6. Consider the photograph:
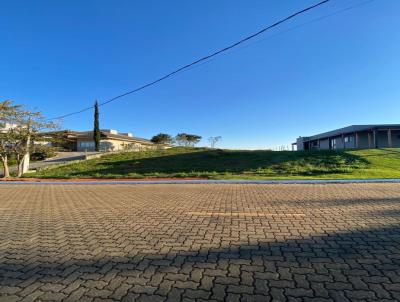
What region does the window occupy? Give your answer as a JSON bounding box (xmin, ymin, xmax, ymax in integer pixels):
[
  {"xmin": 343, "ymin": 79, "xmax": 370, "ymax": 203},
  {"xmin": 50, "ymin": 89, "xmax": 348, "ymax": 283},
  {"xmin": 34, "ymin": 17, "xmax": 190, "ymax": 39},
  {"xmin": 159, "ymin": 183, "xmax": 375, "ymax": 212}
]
[
  {"xmin": 331, "ymin": 138, "xmax": 337, "ymax": 149},
  {"xmin": 344, "ymin": 136, "xmax": 353, "ymax": 143},
  {"xmin": 79, "ymin": 141, "xmax": 95, "ymax": 148}
]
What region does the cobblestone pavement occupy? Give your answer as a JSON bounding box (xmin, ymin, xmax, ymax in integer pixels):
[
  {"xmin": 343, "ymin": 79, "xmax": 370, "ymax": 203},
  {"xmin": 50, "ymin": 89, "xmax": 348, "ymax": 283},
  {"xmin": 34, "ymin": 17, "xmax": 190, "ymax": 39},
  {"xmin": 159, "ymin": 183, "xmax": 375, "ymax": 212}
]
[{"xmin": 1, "ymin": 183, "xmax": 400, "ymax": 302}]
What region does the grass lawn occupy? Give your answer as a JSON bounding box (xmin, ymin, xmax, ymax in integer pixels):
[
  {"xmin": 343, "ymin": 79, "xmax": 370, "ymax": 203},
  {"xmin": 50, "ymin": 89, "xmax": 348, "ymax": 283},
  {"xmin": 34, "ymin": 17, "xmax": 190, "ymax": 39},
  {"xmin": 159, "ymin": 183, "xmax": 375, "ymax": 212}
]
[{"xmin": 28, "ymin": 147, "xmax": 400, "ymax": 180}]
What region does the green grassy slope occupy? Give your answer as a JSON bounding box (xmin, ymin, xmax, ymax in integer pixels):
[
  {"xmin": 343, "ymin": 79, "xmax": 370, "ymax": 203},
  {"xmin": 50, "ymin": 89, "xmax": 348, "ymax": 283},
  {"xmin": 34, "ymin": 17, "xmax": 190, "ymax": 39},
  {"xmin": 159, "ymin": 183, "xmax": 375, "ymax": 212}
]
[{"xmin": 29, "ymin": 147, "xmax": 400, "ymax": 179}]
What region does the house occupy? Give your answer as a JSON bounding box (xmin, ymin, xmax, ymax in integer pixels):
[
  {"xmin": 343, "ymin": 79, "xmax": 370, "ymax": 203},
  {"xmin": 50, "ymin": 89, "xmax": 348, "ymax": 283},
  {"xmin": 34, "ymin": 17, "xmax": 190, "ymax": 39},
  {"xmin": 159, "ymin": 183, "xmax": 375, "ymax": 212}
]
[
  {"xmin": 49, "ymin": 129, "xmax": 167, "ymax": 152},
  {"xmin": 294, "ymin": 124, "xmax": 400, "ymax": 151},
  {"xmin": 0, "ymin": 122, "xmax": 17, "ymax": 132}
]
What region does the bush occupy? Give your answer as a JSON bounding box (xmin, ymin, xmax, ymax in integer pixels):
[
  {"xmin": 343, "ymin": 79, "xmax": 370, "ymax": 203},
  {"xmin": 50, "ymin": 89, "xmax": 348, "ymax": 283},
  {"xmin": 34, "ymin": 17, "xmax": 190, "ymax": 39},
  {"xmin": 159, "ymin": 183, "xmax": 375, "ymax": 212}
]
[{"xmin": 31, "ymin": 146, "xmax": 57, "ymax": 161}]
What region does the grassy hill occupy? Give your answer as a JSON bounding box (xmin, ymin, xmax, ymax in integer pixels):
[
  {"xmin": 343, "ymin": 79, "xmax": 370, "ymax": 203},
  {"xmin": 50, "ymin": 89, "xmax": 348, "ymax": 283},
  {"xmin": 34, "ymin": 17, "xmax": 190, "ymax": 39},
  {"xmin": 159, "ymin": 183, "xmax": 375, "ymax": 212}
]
[{"xmin": 29, "ymin": 147, "xmax": 400, "ymax": 179}]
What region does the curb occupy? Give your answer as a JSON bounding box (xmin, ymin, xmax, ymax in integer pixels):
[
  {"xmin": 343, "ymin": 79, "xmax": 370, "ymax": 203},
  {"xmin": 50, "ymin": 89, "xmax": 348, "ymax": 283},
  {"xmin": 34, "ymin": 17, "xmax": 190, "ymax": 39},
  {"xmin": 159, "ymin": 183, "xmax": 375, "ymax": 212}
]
[{"xmin": 1, "ymin": 179, "xmax": 400, "ymax": 185}]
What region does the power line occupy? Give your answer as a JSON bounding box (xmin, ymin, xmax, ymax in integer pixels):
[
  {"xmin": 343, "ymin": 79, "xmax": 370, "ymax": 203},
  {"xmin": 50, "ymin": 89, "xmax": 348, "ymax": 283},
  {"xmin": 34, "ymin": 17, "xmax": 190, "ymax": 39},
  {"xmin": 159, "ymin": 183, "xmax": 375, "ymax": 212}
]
[
  {"xmin": 168, "ymin": 0, "xmax": 375, "ymax": 81},
  {"xmin": 214, "ymin": 0, "xmax": 376, "ymax": 58},
  {"xmin": 50, "ymin": 0, "xmax": 331, "ymax": 120}
]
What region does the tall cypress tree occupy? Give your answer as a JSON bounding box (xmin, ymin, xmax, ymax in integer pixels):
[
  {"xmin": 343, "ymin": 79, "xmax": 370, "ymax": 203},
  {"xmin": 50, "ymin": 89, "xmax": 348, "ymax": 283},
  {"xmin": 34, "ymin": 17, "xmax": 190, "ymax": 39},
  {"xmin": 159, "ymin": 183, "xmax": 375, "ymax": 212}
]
[{"xmin": 93, "ymin": 100, "xmax": 100, "ymax": 151}]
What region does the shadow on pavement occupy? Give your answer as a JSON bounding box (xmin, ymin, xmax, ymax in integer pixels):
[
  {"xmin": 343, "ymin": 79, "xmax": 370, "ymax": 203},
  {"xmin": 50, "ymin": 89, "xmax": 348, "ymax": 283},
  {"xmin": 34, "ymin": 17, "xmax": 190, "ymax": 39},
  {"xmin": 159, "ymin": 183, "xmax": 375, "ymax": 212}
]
[{"xmin": 1, "ymin": 222, "xmax": 399, "ymax": 301}]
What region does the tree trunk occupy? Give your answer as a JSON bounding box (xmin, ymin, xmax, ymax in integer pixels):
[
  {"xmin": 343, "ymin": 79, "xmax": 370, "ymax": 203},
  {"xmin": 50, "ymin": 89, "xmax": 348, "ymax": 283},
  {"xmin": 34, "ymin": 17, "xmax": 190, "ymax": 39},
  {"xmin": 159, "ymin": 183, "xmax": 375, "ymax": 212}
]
[
  {"xmin": 17, "ymin": 158, "xmax": 24, "ymax": 178},
  {"xmin": 1, "ymin": 156, "xmax": 10, "ymax": 179},
  {"xmin": 16, "ymin": 133, "xmax": 31, "ymax": 178},
  {"xmin": 22, "ymin": 133, "xmax": 31, "ymax": 175},
  {"xmin": 21, "ymin": 152, "xmax": 30, "ymax": 175}
]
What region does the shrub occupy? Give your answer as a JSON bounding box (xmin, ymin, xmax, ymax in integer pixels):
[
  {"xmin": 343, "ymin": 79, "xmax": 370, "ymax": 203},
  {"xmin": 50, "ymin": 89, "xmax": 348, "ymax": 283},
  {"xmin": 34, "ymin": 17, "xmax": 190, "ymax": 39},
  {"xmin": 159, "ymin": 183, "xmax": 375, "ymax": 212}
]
[{"xmin": 31, "ymin": 146, "xmax": 57, "ymax": 161}]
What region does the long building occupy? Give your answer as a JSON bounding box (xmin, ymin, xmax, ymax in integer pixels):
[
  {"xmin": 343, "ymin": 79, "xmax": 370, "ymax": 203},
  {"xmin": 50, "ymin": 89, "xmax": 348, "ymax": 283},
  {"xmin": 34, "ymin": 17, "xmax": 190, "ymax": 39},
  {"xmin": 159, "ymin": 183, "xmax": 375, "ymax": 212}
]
[
  {"xmin": 294, "ymin": 124, "xmax": 400, "ymax": 151},
  {"xmin": 47, "ymin": 129, "xmax": 168, "ymax": 151}
]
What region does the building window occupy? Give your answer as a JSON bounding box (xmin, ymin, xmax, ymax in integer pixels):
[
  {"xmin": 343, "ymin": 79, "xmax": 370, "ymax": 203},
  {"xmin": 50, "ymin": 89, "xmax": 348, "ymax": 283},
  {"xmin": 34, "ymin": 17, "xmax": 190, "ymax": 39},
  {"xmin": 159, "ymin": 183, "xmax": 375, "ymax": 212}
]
[
  {"xmin": 79, "ymin": 141, "xmax": 95, "ymax": 148},
  {"xmin": 331, "ymin": 138, "xmax": 337, "ymax": 149},
  {"xmin": 344, "ymin": 136, "xmax": 353, "ymax": 143}
]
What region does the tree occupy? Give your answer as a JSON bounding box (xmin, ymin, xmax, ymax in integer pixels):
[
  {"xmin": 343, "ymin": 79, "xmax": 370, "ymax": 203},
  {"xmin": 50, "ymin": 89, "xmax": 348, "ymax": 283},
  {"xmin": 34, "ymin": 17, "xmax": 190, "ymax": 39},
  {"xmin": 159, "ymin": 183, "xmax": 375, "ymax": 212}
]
[
  {"xmin": 186, "ymin": 134, "xmax": 202, "ymax": 147},
  {"xmin": 175, "ymin": 133, "xmax": 188, "ymax": 146},
  {"xmin": 93, "ymin": 100, "xmax": 100, "ymax": 151},
  {"xmin": 0, "ymin": 100, "xmax": 21, "ymax": 178},
  {"xmin": 0, "ymin": 100, "xmax": 20, "ymax": 120},
  {"xmin": 175, "ymin": 133, "xmax": 202, "ymax": 147},
  {"xmin": 151, "ymin": 133, "xmax": 173, "ymax": 145},
  {"xmin": 0, "ymin": 100, "xmax": 57, "ymax": 178},
  {"xmin": 14, "ymin": 111, "xmax": 57, "ymax": 177},
  {"xmin": 208, "ymin": 136, "xmax": 222, "ymax": 148},
  {"xmin": 0, "ymin": 129, "xmax": 16, "ymax": 178}
]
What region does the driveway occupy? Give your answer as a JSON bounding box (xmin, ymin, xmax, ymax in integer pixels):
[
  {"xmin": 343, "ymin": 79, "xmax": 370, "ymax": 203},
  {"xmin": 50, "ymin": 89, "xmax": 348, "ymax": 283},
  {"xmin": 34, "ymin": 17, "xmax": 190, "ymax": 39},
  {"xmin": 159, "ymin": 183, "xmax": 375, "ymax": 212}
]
[
  {"xmin": 0, "ymin": 183, "xmax": 399, "ymax": 301},
  {"xmin": 0, "ymin": 152, "xmax": 101, "ymax": 177},
  {"xmin": 29, "ymin": 152, "xmax": 101, "ymax": 170}
]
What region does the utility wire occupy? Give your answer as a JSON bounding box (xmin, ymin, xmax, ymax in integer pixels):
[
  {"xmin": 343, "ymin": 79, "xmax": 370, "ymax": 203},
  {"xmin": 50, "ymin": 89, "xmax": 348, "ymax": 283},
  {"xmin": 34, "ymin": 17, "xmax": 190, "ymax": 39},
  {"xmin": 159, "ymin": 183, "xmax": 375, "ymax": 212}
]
[
  {"xmin": 215, "ymin": 0, "xmax": 376, "ymax": 58},
  {"xmin": 168, "ymin": 0, "xmax": 375, "ymax": 82},
  {"xmin": 50, "ymin": 0, "xmax": 331, "ymax": 120}
]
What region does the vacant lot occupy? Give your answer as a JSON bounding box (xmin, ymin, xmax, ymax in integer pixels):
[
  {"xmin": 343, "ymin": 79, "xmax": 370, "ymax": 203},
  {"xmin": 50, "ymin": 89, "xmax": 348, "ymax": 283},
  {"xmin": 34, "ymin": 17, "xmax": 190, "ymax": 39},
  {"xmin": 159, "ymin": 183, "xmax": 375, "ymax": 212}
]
[
  {"xmin": 1, "ymin": 183, "xmax": 400, "ymax": 301},
  {"xmin": 31, "ymin": 147, "xmax": 400, "ymax": 179}
]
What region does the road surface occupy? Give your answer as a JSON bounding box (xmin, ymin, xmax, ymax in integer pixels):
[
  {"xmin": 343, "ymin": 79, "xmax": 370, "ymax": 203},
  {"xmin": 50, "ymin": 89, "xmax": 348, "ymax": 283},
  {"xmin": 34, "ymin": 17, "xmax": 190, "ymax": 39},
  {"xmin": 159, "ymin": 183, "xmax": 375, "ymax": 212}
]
[{"xmin": 0, "ymin": 183, "xmax": 399, "ymax": 301}]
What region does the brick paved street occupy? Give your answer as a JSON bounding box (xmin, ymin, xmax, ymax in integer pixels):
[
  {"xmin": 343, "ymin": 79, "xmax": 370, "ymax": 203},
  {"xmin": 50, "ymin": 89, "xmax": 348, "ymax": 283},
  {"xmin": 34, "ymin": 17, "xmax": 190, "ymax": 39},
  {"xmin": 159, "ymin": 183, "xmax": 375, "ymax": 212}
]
[{"xmin": 1, "ymin": 183, "xmax": 400, "ymax": 301}]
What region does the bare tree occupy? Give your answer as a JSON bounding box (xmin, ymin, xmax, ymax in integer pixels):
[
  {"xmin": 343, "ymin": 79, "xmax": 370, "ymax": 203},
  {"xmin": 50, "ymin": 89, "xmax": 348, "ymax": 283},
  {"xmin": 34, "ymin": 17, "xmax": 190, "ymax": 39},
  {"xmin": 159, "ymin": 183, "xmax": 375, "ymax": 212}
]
[{"xmin": 208, "ymin": 136, "xmax": 222, "ymax": 148}]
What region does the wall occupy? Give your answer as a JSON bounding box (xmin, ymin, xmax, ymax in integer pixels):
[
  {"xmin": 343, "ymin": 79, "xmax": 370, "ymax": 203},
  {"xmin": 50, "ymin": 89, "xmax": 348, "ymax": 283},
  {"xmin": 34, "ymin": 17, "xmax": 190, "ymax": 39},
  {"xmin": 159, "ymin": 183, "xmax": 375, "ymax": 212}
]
[
  {"xmin": 352, "ymin": 130, "xmax": 400, "ymax": 149},
  {"xmin": 76, "ymin": 138, "xmax": 156, "ymax": 152},
  {"xmin": 377, "ymin": 131, "xmax": 389, "ymax": 148},
  {"xmin": 319, "ymin": 139, "xmax": 330, "ymax": 150},
  {"xmin": 391, "ymin": 130, "xmax": 400, "ymax": 147},
  {"xmin": 76, "ymin": 139, "xmax": 96, "ymax": 151},
  {"xmin": 343, "ymin": 134, "xmax": 355, "ymax": 149},
  {"xmin": 101, "ymin": 139, "xmax": 155, "ymax": 152},
  {"xmin": 331, "ymin": 136, "xmax": 344, "ymax": 149},
  {"xmin": 376, "ymin": 130, "xmax": 400, "ymax": 148},
  {"xmin": 357, "ymin": 132, "xmax": 370, "ymax": 149},
  {"xmin": 296, "ymin": 137, "xmax": 306, "ymax": 151}
]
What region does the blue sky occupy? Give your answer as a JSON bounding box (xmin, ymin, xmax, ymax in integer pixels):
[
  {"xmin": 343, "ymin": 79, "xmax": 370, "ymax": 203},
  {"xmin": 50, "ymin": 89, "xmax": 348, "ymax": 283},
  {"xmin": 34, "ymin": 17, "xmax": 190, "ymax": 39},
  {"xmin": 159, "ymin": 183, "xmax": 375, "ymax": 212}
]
[{"xmin": 1, "ymin": 0, "xmax": 399, "ymax": 149}]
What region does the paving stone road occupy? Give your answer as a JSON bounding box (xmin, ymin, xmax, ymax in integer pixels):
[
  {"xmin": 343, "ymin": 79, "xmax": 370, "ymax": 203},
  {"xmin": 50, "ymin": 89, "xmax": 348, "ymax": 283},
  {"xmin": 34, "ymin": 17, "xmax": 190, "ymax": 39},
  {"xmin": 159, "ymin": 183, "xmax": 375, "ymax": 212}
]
[{"xmin": 1, "ymin": 183, "xmax": 400, "ymax": 301}]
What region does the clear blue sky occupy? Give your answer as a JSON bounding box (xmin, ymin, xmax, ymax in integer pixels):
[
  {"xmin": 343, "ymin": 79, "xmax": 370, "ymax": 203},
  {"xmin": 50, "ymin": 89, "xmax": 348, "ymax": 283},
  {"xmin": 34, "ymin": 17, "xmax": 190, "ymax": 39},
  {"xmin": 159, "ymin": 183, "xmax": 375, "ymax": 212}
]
[{"xmin": 1, "ymin": 0, "xmax": 399, "ymax": 149}]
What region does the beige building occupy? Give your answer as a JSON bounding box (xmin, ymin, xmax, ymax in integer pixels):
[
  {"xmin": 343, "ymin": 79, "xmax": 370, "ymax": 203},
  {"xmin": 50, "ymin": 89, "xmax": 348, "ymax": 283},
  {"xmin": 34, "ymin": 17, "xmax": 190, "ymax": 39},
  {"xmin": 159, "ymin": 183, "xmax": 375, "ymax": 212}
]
[
  {"xmin": 0, "ymin": 122, "xmax": 17, "ymax": 132},
  {"xmin": 50, "ymin": 129, "xmax": 167, "ymax": 152}
]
